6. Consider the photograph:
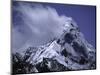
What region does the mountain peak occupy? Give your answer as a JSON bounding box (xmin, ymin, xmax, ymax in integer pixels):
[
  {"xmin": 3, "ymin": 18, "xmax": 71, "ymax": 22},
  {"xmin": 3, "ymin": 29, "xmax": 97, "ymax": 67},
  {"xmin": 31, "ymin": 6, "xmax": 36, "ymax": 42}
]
[{"xmin": 12, "ymin": 19, "xmax": 96, "ymax": 74}]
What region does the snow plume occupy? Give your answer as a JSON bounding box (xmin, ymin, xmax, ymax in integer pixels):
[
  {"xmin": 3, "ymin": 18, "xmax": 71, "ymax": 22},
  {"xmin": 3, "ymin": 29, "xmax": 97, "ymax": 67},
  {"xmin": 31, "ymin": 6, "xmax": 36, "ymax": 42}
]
[{"xmin": 12, "ymin": 2, "xmax": 72, "ymax": 52}]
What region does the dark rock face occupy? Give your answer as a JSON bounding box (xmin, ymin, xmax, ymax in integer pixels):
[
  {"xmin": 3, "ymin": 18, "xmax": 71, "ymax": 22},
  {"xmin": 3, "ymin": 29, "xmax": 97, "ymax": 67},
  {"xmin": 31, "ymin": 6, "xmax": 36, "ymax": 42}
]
[
  {"xmin": 35, "ymin": 58, "xmax": 70, "ymax": 72},
  {"xmin": 61, "ymin": 48, "xmax": 68, "ymax": 57},
  {"xmin": 12, "ymin": 20, "xmax": 96, "ymax": 74}
]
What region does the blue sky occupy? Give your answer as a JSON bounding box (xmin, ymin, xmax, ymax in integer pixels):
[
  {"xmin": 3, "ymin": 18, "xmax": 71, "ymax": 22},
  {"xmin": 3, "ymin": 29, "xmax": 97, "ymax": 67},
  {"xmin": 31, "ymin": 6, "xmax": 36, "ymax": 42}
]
[
  {"xmin": 41, "ymin": 2, "xmax": 96, "ymax": 48},
  {"xmin": 12, "ymin": 1, "xmax": 96, "ymax": 51}
]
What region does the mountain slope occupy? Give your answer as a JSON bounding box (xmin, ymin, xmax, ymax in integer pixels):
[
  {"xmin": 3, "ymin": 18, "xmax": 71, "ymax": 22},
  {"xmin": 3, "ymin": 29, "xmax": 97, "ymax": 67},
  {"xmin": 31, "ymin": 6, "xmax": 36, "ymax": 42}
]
[{"xmin": 12, "ymin": 19, "xmax": 96, "ymax": 74}]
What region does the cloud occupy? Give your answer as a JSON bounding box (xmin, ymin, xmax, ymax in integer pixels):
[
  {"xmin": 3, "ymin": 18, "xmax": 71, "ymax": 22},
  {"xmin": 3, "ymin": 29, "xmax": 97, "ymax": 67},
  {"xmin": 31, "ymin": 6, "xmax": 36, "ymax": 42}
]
[{"xmin": 12, "ymin": 2, "xmax": 72, "ymax": 52}]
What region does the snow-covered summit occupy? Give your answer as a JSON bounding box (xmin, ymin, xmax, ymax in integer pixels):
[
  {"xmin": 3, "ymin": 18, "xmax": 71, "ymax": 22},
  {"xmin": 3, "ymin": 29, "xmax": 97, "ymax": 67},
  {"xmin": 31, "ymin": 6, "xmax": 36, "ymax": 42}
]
[{"xmin": 12, "ymin": 19, "xmax": 96, "ymax": 73}]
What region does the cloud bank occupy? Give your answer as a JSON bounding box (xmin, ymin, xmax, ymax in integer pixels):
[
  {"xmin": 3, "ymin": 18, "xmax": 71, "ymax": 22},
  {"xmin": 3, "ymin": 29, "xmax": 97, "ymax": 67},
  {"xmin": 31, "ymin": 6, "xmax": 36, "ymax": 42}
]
[{"xmin": 12, "ymin": 2, "xmax": 72, "ymax": 52}]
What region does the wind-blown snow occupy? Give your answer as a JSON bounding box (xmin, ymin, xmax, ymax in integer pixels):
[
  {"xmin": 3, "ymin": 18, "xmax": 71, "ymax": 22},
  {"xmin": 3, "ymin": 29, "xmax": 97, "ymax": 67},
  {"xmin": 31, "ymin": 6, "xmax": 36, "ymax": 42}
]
[{"xmin": 12, "ymin": 2, "xmax": 72, "ymax": 52}]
